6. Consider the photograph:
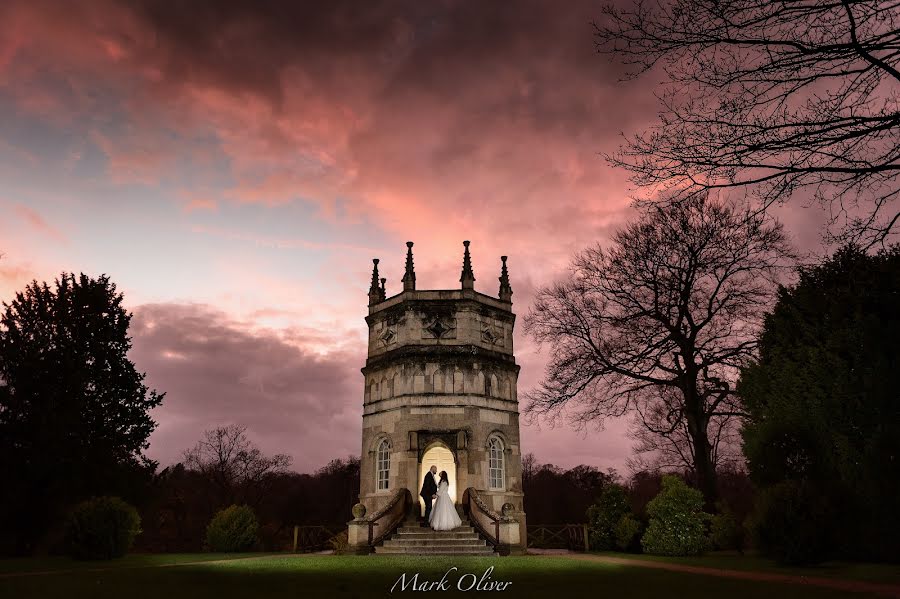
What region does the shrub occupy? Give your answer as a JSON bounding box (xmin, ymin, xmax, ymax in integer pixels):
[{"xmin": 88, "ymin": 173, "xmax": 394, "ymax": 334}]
[
  {"xmin": 328, "ymin": 531, "xmax": 349, "ymax": 555},
  {"xmin": 205, "ymin": 505, "xmax": 259, "ymax": 552},
  {"xmin": 710, "ymin": 504, "xmax": 742, "ymax": 551},
  {"xmin": 641, "ymin": 475, "xmax": 709, "ymax": 556},
  {"xmin": 64, "ymin": 496, "xmax": 141, "ymax": 560},
  {"xmin": 586, "ymin": 484, "xmax": 631, "ymax": 550},
  {"xmin": 614, "ymin": 514, "xmax": 642, "ymax": 552},
  {"xmin": 748, "ymin": 480, "xmax": 834, "ymax": 565}
]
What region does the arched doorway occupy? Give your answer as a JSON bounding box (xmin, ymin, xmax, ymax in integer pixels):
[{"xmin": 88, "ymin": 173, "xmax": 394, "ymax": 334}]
[{"xmin": 419, "ymin": 443, "xmax": 457, "ymax": 516}]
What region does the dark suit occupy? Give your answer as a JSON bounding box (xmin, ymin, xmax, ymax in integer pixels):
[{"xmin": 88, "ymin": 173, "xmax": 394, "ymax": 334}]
[{"xmin": 420, "ymin": 472, "xmax": 438, "ymax": 521}]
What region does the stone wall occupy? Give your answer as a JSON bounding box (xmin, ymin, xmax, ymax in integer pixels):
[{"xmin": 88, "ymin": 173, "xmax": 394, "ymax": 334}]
[{"xmin": 355, "ymin": 287, "xmax": 526, "ymax": 535}]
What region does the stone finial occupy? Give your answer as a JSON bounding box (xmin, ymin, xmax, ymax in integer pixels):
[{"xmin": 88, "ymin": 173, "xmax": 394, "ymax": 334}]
[
  {"xmin": 368, "ymin": 259, "xmax": 383, "ymax": 306},
  {"xmin": 460, "ymin": 240, "xmax": 475, "ymax": 290},
  {"xmin": 401, "ymin": 241, "xmax": 416, "ymax": 291},
  {"xmin": 498, "ymin": 255, "xmax": 513, "ymax": 302},
  {"xmin": 380, "ymin": 277, "xmax": 386, "ymax": 299}
]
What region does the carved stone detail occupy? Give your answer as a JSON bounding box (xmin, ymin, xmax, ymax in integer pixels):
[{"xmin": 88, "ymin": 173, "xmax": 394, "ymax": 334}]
[
  {"xmin": 379, "ymin": 328, "xmax": 396, "ymax": 346},
  {"xmin": 422, "ymin": 317, "xmax": 457, "ymax": 339},
  {"xmin": 481, "ymin": 323, "xmax": 503, "ymax": 346}
]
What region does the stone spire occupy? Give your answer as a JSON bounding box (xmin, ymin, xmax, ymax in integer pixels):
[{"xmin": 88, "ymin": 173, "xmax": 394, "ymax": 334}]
[
  {"xmin": 380, "ymin": 277, "xmax": 386, "ymax": 298},
  {"xmin": 460, "ymin": 240, "xmax": 475, "ymax": 290},
  {"xmin": 498, "ymin": 255, "xmax": 513, "ymax": 302},
  {"xmin": 401, "ymin": 241, "xmax": 416, "ymax": 291},
  {"xmin": 368, "ymin": 259, "xmax": 383, "ymax": 306}
]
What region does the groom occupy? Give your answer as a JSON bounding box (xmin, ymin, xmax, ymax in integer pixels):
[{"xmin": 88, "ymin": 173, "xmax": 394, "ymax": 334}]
[{"xmin": 420, "ymin": 465, "xmax": 438, "ymax": 524}]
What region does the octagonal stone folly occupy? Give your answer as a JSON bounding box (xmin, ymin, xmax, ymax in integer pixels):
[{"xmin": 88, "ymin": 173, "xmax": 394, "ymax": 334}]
[{"xmin": 354, "ymin": 241, "xmax": 526, "ymax": 544}]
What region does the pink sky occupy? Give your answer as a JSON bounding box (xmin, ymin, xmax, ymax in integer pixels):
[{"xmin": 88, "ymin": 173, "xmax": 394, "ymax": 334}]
[{"xmin": 0, "ymin": 0, "xmax": 830, "ymax": 474}]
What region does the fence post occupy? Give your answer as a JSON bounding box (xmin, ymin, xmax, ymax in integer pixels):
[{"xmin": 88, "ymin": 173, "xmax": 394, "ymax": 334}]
[
  {"xmin": 583, "ymin": 524, "xmax": 589, "ymax": 552},
  {"xmin": 293, "ymin": 526, "xmax": 299, "ymax": 553}
]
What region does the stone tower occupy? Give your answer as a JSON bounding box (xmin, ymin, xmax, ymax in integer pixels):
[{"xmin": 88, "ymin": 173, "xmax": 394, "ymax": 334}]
[{"xmin": 354, "ymin": 241, "xmax": 526, "ymax": 549}]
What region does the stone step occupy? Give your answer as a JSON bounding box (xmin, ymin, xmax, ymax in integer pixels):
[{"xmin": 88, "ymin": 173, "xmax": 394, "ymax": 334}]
[
  {"xmin": 375, "ymin": 546, "xmax": 496, "ymax": 555},
  {"xmin": 393, "ymin": 531, "xmax": 479, "ymax": 539},
  {"xmin": 396, "ymin": 526, "xmax": 474, "ymax": 534},
  {"xmin": 383, "ymin": 538, "xmax": 486, "ymax": 548}
]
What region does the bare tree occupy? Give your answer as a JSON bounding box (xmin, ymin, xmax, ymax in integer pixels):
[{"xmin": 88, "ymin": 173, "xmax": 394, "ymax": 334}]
[
  {"xmin": 625, "ymin": 390, "xmax": 745, "ymax": 475},
  {"xmin": 183, "ymin": 424, "xmax": 292, "ymax": 508},
  {"xmin": 595, "ymin": 0, "xmax": 900, "ymax": 248},
  {"xmin": 523, "ymin": 194, "xmax": 792, "ymax": 507}
]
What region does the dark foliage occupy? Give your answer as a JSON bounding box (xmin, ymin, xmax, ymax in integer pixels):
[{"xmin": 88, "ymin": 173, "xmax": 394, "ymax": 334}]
[
  {"xmin": 205, "ymin": 505, "xmax": 259, "ymax": 552},
  {"xmin": 740, "ymin": 245, "xmax": 900, "ymax": 562},
  {"xmin": 136, "ymin": 456, "xmax": 359, "ymax": 552},
  {"xmin": 641, "ymin": 475, "xmax": 710, "ymax": 556},
  {"xmin": 0, "ymin": 273, "xmax": 163, "ymax": 556},
  {"xmin": 64, "ymin": 496, "xmax": 142, "ymax": 560},
  {"xmin": 521, "ymin": 454, "xmax": 616, "ymax": 525},
  {"xmin": 586, "ymin": 484, "xmax": 631, "ymax": 550},
  {"xmin": 748, "ymin": 480, "xmax": 835, "ymax": 566}
]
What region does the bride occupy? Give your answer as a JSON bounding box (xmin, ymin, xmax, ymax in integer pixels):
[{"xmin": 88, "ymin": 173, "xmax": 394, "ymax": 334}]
[{"xmin": 428, "ymin": 471, "xmax": 462, "ymax": 531}]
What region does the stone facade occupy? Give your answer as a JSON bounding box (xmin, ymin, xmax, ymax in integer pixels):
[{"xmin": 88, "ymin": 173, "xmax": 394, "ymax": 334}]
[{"xmin": 356, "ymin": 242, "xmax": 526, "ymax": 540}]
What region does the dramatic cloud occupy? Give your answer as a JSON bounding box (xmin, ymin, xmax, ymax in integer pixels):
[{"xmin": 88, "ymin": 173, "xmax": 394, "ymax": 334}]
[
  {"xmin": 0, "ymin": 0, "xmax": 650, "ymax": 259},
  {"xmin": 0, "ymin": 0, "xmax": 831, "ymax": 475},
  {"xmin": 130, "ymin": 303, "xmax": 364, "ymax": 472}
]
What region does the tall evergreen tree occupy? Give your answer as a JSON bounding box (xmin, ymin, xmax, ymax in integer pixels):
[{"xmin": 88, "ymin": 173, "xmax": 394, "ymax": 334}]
[
  {"xmin": 739, "ymin": 246, "xmax": 900, "ymax": 561},
  {"xmin": 0, "ymin": 273, "xmax": 164, "ymax": 555}
]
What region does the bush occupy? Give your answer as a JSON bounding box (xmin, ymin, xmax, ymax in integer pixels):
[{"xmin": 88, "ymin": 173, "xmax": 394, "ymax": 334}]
[
  {"xmin": 586, "ymin": 484, "xmax": 631, "ymax": 550},
  {"xmin": 710, "ymin": 504, "xmax": 742, "ymax": 551},
  {"xmin": 641, "ymin": 475, "xmax": 709, "ymax": 556},
  {"xmin": 64, "ymin": 496, "xmax": 141, "ymax": 560},
  {"xmin": 328, "ymin": 531, "xmax": 349, "ymax": 555},
  {"xmin": 614, "ymin": 514, "xmax": 642, "ymax": 552},
  {"xmin": 748, "ymin": 480, "xmax": 834, "ymax": 565},
  {"xmin": 205, "ymin": 505, "xmax": 259, "ymax": 552}
]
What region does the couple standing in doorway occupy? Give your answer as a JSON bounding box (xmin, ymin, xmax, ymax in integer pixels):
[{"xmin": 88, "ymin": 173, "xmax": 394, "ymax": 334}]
[{"xmin": 420, "ymin": 464, "xmax": 462, "ymax": 530}]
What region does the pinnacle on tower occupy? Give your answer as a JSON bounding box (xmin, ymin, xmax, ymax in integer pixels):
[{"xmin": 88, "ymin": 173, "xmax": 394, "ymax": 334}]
[
  {"xmin": 401, "ymin": 241, "xmax": 416, "ymax": 291},
  {"xmin": 380, "ymin": 277, "xmax": 386, "ymax": 298},
  {"xmin": 368, "ymin": 258, "xmax": 383, "ymax": 306},
  {"xmin": 460, "ymin": 240, "xmax": 475, "ymax": 290},
  {"xmin": 498, "ymin": 255, "xmax": 513, "ymax": 302}
]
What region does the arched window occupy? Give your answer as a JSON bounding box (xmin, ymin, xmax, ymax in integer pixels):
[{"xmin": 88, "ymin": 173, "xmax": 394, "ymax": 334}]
[
  {"xmin": 376, "ymin": 438, "xmax": 391, "ymax": 491},
  {"xmin": 488, "ymin": 436, "xmax": 505, "ymax": 490}
]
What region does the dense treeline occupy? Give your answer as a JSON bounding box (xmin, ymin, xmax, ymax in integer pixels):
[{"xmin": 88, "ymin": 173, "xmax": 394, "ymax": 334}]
[
  {"xmin": 136, "ymin": 455, "xmax": 359, "ymax": 552},
  {"xmin": 521, "ymin": 454, "xmax": 753, "ymax": 528}
]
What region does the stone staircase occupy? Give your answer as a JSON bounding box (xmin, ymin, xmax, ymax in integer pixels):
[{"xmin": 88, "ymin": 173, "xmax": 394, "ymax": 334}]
[{"xmin": 374, "ymin": 516, "xmax": 497, "ymax": 555}]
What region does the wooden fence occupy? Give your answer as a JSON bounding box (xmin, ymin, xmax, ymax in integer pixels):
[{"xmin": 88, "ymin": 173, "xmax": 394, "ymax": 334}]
[
  {"xmin": 526, "ymin": 524, "xmax": 590, "ymax": 552},
  {"xmin": 291, "ymin": 525, "xmax": 346, "ymax": 552}
]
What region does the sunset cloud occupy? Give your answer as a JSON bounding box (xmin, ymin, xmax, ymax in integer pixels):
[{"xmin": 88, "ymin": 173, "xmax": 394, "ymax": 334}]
[
  {"xmin": 13, "ymin": 204, "xmax": 68, "ymax": 243},
  {"xmin": 0, "ymin": 0, "xmax": 829, "ymax": 475},
  {"xmin": 130, "ymin": 303, "xmax": 364, "ymax": 472}
]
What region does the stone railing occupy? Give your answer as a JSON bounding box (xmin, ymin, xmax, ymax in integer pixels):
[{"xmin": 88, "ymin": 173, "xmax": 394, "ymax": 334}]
[
  {"xmin": 346, "ymin": 488, "xmax": 412, "ymax": 553},
  {"xmin": 462, "ymin": 488, "xmax": 523, "ymax": 556}
]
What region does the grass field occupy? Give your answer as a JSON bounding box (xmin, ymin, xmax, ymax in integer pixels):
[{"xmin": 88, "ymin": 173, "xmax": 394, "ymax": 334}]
[
  {"xmin": 1, "ymin": 552, "xmax": 895, "ymax": 599},
  {"xmin": 593, "ymin": 551, "xmax": 900, "ymax": 585}
]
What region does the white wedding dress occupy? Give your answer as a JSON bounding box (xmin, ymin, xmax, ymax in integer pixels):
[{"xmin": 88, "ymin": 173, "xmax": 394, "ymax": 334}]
[{"xmin": 429, "ymin": 481, "xmax": 462, "ymax": 531}]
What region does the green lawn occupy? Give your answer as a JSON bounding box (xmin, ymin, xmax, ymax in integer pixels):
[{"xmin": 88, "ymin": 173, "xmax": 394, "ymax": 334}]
[
  {"xmin": 1, "ymin": 553, "xmax": 891, "ymax": 599},
  {"xmin": 593, "ymin": 551, "xmax": 900, "ymax": 585}
]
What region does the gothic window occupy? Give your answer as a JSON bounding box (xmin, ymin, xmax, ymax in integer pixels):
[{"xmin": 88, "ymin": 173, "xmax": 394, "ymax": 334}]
[
  {"xmin": 376, "ymin": 438, "xmax": 391, "ymax": 491},
  {"xmin": 488, "ymin": 436, "xmax": 505, "ymax": 490}
]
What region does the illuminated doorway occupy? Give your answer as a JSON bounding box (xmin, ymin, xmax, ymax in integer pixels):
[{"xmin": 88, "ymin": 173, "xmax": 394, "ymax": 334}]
[{"xmin": 419, "ymin": 444, "xmax": 457, "ymax": 516}]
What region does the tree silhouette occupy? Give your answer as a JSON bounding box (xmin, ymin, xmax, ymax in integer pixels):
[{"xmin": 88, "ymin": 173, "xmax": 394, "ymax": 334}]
[
  {"xmin": 0, "ymin": 272, "xmax": 164, "ymax": 555},
  {"xmin": 183, "ymin": 424, "xmax": 292, "ymax": 509},
  {"xmin": 739, "ymin": 244, "xmax": 900, "ymax": 560},
  {"xmin": 595, "ymin": 0, "xmax": 900, "ymax": 247},
  {"xmin": 524, "ymin": 195, "xmax": 792, "ymax": 507}
]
